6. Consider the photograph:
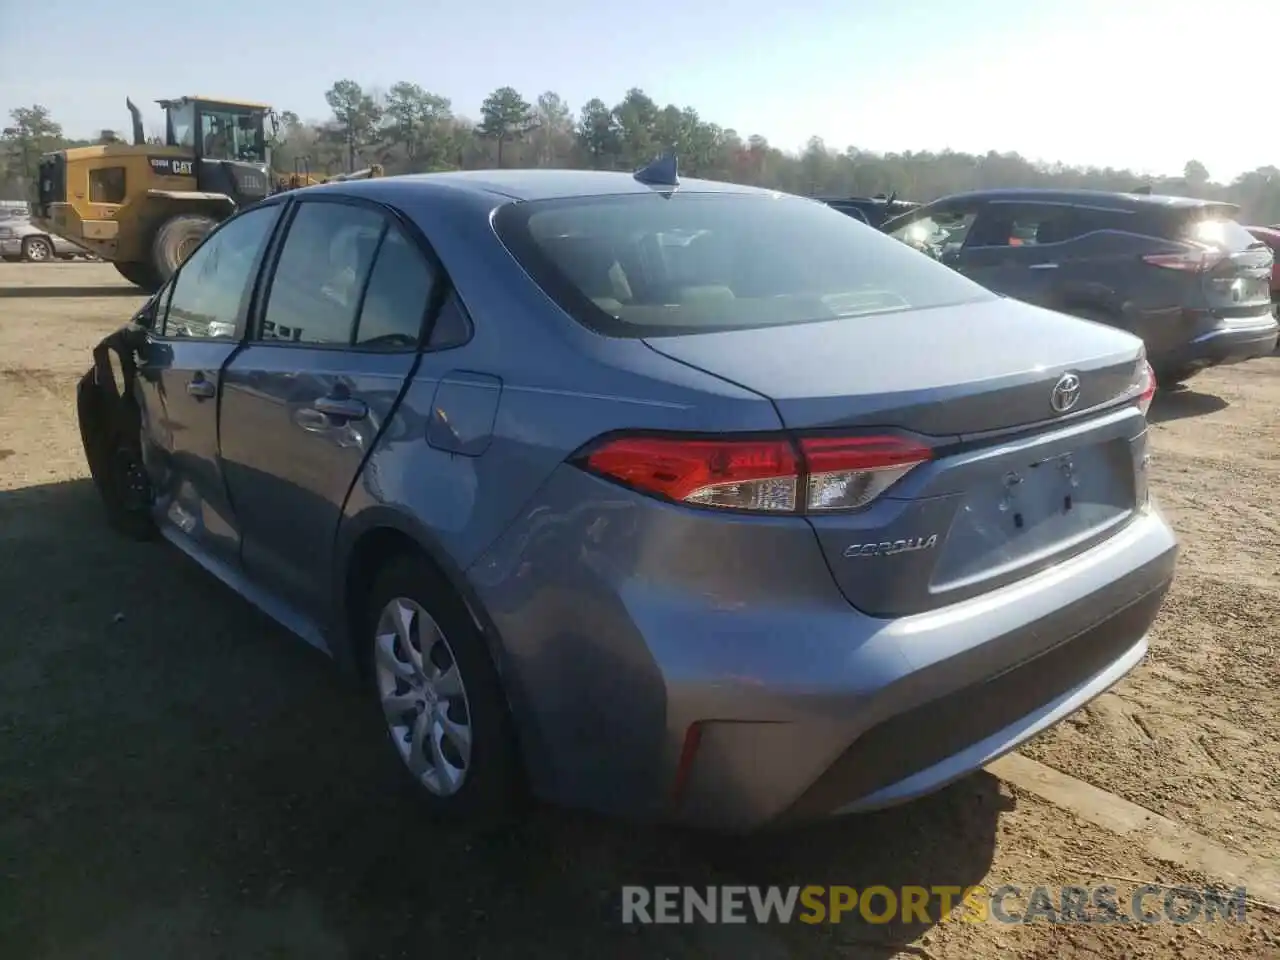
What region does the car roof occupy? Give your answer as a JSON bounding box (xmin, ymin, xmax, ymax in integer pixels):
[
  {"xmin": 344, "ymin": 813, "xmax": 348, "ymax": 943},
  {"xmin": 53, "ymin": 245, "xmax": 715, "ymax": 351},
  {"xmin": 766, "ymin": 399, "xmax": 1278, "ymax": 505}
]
[
  {"xmin": 309, "ymin": 169, "xmax": 781, "ymax": 204},
  {"xmin": 926, "ymin": 187, "xmax": 1237, "ymax": 212}
]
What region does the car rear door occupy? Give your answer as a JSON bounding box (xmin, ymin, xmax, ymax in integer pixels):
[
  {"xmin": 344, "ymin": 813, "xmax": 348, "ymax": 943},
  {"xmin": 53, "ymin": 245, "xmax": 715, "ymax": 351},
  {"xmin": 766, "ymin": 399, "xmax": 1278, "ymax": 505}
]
[
  {"xmin": 134, "ymin": 203, "xmax": 284, "ymax": 568},
  {"xmin": 952, "ymin": 202, "xmax": 1085, "ymax": 308},
  {"xmin": 217, "ymin": 195, "xmax": 437, "ymax": 622}
]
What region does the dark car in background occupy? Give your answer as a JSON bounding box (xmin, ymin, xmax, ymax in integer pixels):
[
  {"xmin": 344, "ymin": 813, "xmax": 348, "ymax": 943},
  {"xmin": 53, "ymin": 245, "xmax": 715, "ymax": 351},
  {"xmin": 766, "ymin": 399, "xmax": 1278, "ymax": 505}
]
[
  {"xmin": 883, "ymin": 189, "xmax": 1278, "ymax": 386},
  {"xmin": 820, "ymin": 194, "xmax": 920, "ymax": 228}
]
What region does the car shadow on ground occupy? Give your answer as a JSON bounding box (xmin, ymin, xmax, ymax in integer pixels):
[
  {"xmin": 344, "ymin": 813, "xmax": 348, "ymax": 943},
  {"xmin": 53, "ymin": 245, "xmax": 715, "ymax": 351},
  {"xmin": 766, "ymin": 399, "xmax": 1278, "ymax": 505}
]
[
  {"xmin": 1148, "ymin": 387, "xmax": 1228, "ymax": 424},
  {"xmin": 0, "ymin": 285, "xmax": 139, "ymax": 298},
  {"xmin": 0, "ymin": 478, "xmax": 1005, "ymax": 960}
]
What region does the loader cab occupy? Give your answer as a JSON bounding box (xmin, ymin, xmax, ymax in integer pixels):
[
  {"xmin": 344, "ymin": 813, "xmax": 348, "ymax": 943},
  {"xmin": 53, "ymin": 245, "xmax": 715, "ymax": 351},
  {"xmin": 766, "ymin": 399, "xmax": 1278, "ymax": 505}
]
[{"xmin": 160, "ymin": 96, "xmax": 274, "ymax": 207}]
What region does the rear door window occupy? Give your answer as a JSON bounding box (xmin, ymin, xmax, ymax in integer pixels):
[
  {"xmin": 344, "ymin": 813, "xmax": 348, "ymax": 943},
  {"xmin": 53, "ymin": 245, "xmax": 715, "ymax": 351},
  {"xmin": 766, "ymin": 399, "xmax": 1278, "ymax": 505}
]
[{"xmin": 494, "ymin": 193, "xmax": 995, "ymax": 338}]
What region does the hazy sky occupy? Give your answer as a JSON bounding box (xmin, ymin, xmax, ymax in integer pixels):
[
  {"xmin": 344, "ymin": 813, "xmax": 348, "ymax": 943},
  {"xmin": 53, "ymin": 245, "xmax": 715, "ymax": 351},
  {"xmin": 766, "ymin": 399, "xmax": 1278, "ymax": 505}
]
[{"xmin": 2, "ymin": 0, "xmax": 1275, "ymax": 180}]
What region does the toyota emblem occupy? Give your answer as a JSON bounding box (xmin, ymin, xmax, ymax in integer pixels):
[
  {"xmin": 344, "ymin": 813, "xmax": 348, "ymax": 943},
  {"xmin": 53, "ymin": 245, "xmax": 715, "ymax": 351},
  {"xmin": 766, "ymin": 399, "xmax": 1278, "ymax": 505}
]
[{"xmin": 1050, "ymin": 372, "xmax": 1082, "ymax": 414}]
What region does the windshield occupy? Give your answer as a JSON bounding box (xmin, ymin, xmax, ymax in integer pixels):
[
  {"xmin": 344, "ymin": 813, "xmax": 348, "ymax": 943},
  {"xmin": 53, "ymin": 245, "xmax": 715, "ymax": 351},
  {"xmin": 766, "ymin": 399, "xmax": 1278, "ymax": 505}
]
[
  {"xmin": 198, "ymin": 107, "xmax": 265, "ymax": 163},
  {"xmin": 168, "ymin": 102, "xmax": 196, "ymax": 150},
  {"xmin": 494, "ymin": 193, "xmax": 994, "ymax": 338}
]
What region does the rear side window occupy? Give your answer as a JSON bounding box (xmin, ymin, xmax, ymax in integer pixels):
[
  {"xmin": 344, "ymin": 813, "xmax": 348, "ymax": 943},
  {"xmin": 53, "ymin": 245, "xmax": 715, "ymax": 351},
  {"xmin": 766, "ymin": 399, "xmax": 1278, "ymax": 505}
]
[
  {"xmin": 495, "ymin": 194, "xmax": 994, "ymax": 338},
  {"xmin": 258, "ymin": 202, "xmax": 385, "ymax": 345},
  {"xmin": 354, "ymin": 226, "xmax": 437, "ymax": 349}
]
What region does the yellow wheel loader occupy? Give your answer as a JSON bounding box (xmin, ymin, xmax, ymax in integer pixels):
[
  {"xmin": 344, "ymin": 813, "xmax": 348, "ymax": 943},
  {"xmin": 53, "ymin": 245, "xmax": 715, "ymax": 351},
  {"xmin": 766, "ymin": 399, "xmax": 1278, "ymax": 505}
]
[{"xmin": 31, "ymin": 96, "xmax": 382, "ymax": 292}]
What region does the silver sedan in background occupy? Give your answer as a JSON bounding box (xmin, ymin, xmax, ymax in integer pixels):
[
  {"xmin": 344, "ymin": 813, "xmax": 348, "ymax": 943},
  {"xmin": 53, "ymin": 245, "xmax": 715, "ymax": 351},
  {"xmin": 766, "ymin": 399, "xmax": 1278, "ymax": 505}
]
[{"xmin": 0, "ymin": 215, "xmax": 96, "ymax": 262}]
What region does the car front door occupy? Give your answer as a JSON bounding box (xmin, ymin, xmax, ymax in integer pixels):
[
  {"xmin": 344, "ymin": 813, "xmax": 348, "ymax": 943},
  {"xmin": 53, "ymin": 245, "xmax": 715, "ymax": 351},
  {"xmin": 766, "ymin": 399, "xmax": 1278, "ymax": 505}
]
[
  {"xmin": 218, "ymin": 196, "xmax": 439, "ymax": 623},
  {"xmin": 887, "ymin": 203, "xmax": 980, "ymax": 270},
  {"xmin": 134, "ymin": 203, "xmax": 284, "ymax": 567}
]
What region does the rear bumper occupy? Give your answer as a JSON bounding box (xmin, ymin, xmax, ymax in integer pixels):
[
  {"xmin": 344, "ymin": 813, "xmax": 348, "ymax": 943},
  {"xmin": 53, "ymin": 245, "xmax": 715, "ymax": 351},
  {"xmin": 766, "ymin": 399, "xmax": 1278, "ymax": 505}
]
[
  {"xmin": 683, "ymin": 508, "xmax": 1176, "ymax": 831},
  {"xmin": 782, "ymin": 581, "xmax": 1162, "ymax": 822},
  {"xmin": 468, "ymin": 464, "xmax": 1179, "ymax": 832},
  {"xmin": 1151, "ymin": 316, "xmax": 1278, "ymax": 373}
]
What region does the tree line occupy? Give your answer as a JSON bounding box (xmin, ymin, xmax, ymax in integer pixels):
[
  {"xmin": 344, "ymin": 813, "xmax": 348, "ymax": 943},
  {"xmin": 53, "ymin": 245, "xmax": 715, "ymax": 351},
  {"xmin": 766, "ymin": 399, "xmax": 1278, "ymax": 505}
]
[{"xmin": 4, "ymin": 82, "xmax": 1279, "ymax": 225}]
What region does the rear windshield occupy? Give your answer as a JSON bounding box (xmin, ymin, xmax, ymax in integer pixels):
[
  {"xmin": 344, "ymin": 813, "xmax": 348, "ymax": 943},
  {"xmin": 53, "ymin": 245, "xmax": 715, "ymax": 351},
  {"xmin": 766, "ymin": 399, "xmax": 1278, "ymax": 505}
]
[
  {"xmin": 1170, "ymin": 205, "xmax": 1262, "ymax": 252},
  {"xmin": 494, "ymin": 192, "xmax": 995, "ymax": 338}
]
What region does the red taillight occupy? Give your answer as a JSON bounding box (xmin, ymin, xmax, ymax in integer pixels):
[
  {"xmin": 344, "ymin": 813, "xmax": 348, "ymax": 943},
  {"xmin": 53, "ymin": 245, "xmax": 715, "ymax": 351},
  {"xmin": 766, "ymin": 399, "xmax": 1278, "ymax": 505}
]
[
  {"xmin": 583, "ymin": 437, "xmax": 799, "ymax": 510},
  {"xmin": 581, "ymin": 432, "xmax": 932, "ymax": 514},
  {"xmin": 1142, "ymin": 248, "xmax": 1226, "ymax": 273},
  {"xmin": 1136, "ymin": 359, "xmax": 1156, "ymax": 417},
  {"xmin": 798, "ymin": 435, "xmax": 933, "ymax": 511}
]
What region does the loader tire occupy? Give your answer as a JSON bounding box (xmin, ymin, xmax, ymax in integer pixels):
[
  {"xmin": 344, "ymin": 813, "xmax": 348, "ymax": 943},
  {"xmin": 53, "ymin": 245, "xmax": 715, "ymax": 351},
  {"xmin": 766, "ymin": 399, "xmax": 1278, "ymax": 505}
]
[
  {"xmin": 151, "ymin": 214, "xmax": 216, "ymax": 284},
  {"xmin": 113, "ymin": 260, "xmax": 162, "ymax": 292}
]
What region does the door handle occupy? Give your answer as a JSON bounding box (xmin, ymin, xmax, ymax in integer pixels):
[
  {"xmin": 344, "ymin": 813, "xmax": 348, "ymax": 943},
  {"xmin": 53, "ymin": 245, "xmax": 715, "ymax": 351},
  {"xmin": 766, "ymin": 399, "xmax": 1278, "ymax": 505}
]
[
  {"xmin": 1029, "ymin": 262, "xmax": 1060, "ymax": 270},
  {"xmin": 186, "ymin": 374, "xmax": 216, "ymax": 399},
  {"xmin": 312, "ymin": 395, "xmax": 368, "ymax": 420}
]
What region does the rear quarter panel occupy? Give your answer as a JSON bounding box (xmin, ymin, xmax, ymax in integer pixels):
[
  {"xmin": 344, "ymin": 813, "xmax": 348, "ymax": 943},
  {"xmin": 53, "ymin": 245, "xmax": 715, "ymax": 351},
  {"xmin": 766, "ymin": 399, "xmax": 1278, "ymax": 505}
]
[{"xmin": 1059, "ymin": 230, "xmax": 1203, "ymax": 352}]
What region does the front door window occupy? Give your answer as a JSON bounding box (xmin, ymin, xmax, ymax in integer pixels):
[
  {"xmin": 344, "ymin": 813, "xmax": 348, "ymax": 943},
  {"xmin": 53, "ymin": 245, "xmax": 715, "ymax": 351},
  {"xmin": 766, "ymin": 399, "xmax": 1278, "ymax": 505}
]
[{"xmin": 890, "ymin": 209, "xmax": 978, "ymax": 262}]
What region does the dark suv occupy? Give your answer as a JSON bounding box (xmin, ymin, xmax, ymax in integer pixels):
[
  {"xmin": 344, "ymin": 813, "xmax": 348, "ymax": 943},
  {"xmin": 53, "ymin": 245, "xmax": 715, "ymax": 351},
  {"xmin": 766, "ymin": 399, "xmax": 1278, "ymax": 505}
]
[{"xmin": 883, "ymin": 189, "xmax": 1278, "ymax": 386}]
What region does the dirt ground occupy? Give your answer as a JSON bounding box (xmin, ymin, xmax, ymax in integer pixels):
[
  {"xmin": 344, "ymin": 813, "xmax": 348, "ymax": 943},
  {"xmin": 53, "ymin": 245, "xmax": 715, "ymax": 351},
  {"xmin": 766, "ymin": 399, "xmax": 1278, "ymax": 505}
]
[{"xmin": 1, "ymin": 262, "xmax": 1277, "ymax": 960}]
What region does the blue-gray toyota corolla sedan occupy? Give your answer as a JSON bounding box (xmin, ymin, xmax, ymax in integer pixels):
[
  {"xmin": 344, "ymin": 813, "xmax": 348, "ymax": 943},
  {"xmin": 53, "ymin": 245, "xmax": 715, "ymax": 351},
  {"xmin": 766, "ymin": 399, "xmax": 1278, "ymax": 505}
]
[{"xmin": 78, "ymin": 164, "xmax": 1177, "ymax": 832}]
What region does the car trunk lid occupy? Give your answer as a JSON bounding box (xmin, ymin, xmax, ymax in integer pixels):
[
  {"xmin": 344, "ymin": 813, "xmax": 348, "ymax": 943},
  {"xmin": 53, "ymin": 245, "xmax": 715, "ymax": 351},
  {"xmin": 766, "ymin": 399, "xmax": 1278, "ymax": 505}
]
[
  {"xmin": 644, "ymin": 297, "xmax": 1151, "ymax": 616},
  {"xmin": 643, "ymin": 296, "xmax": 1141, "ymax": 436}
]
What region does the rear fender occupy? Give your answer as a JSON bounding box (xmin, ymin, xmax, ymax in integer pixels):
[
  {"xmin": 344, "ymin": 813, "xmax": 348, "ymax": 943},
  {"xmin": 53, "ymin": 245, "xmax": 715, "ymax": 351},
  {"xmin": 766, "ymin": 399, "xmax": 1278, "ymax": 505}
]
[
  {"xmin": 331, "ymin": 505, "xmax": 497, "ymax": 672},
  {"xmin": 330, "ymin": 504, "xmax": 550, "ymax": 790}
]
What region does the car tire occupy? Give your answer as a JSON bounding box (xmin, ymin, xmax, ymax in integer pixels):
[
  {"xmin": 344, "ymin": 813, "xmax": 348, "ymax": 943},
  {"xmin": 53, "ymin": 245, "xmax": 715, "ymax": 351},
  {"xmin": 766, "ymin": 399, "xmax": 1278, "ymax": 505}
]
[
  {"xmin": 76, "ymin": 371, "xmax": 155, "ymax": 542},
  {"xmin": 113, "ymin": 260, "xmax": 162, "ymax": 292},
  {"xmin": 363, "ymin": 554, "xmax": 525, "ymax": 829},
  {"xmin": 21, "ymin": 236, "xmax": 53, "ymax": 262},
  {"xmin": 151, "ymin": 214, "xmax": 216, "ymax": 285}
]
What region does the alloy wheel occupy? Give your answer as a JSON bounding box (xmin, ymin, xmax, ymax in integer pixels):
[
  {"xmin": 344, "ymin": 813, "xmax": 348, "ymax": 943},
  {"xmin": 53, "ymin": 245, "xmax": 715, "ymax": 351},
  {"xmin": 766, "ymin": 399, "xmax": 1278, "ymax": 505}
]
[{"xmin": 373, "ymin": 597, "xmax": 473, "ymax": 796}]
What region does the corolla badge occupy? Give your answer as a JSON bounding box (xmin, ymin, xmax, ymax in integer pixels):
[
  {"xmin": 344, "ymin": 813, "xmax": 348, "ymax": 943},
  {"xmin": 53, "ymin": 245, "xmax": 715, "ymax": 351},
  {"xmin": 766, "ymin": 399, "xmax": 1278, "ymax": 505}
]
[
  {"xmin": 1050, "ymin": 372, "xmax": 1082, "ymax": 414},
  {"xmin": 843, "ymin": 535, "xmax": 938, "ymax": 558}
]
